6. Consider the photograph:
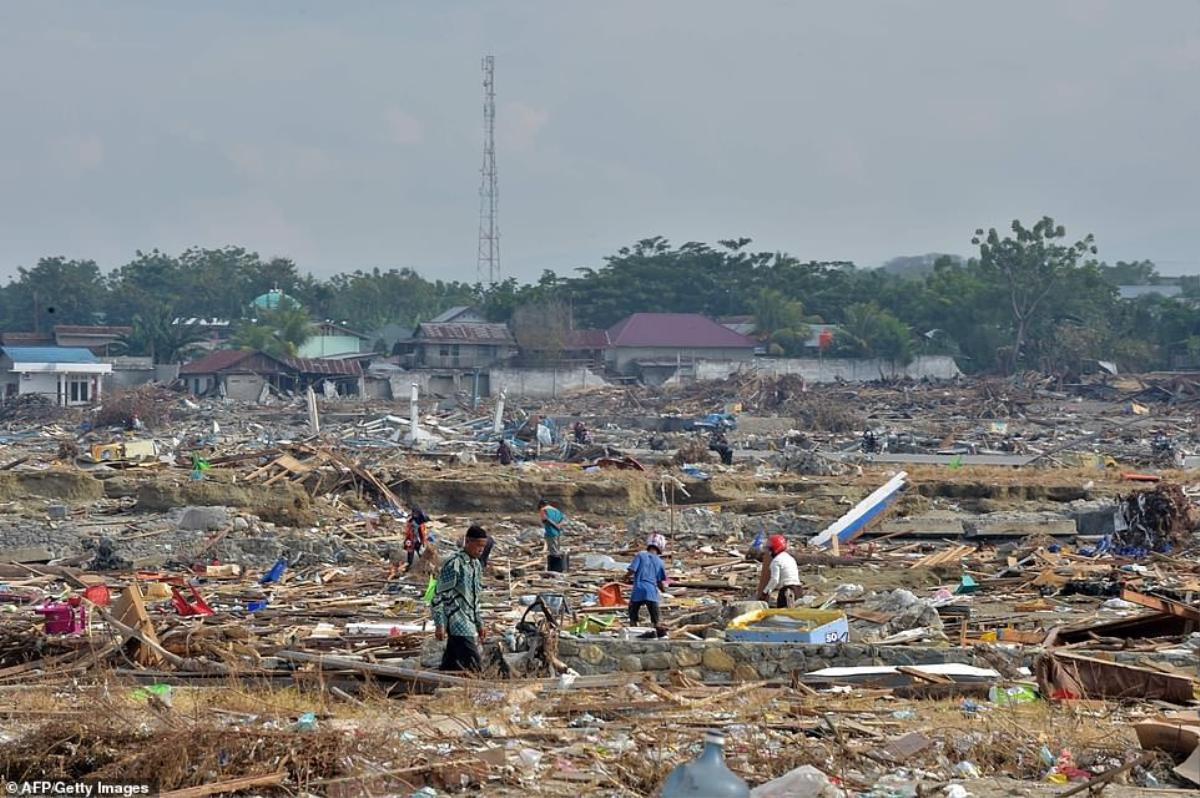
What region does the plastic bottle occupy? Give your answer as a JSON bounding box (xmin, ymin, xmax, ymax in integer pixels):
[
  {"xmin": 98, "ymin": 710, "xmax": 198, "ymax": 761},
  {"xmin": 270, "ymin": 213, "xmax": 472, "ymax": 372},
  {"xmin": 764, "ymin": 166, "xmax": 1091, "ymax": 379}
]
[{"xmin": 659, "ymin": 730, "xmax": 750, "ymax": 798}]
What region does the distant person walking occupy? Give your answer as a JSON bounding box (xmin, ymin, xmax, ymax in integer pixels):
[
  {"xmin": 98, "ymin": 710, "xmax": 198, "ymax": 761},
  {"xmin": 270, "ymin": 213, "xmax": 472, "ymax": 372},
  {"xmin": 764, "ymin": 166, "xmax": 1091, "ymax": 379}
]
[
  {"xmin": 539, "ymin": 498, "xmax": 565, "ymax": 557},
  {"xmin": 431, "ymin": 526, "xmax": 489, "ymax": 672},
  {"xmin": 626, "ymin": 533, "xmax": 669, "ymax": 637}
]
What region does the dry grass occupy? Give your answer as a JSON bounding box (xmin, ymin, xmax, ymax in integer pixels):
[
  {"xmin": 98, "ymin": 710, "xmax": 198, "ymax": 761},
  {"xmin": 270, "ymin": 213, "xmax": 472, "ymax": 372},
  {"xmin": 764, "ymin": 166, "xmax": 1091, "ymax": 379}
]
[{"xmin": 0, "ymin": 677, "xmax": 1179, "ymax": 794}]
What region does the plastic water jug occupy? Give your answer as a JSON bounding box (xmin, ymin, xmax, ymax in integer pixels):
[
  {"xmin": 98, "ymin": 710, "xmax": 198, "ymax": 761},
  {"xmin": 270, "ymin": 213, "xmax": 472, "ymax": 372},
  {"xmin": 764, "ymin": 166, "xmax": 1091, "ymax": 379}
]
[{"xmin": 659, "ymin": 730, "xmax": 749, "ymax": 798}]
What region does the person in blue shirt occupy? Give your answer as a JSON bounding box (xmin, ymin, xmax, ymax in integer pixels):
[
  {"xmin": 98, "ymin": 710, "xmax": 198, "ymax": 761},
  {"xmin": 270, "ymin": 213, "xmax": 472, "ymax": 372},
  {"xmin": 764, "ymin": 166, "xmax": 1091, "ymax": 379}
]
[
  {"xmin": 539, "ymin": 498, "xmax": 565, "ymax": 557},
  {"xmin": 626, "ymin": 533, "xmax": 668, "ymax": 637}
]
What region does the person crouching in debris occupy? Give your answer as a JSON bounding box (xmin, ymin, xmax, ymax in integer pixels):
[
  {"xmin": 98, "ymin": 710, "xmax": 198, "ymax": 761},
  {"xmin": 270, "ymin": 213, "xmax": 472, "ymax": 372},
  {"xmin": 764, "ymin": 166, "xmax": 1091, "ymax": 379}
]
[
  {"xmin": 539, "ymin": 498, "xmax": 565, "ymax": 556},
  {"xmin": 626, "ymin": 533, "xmax": 669, "ymax": 638},
  {"xmin": 403, "ymin": 506, "xmax": 430, "ymax": 572},
  {"xmin": 709, "ymin": 428, "xmax": 733, "ymax": 465},
  {"xmin": 573, "ymin": 420, "xmax": 592, "ymax": 444},
  {"xmin": 497, "ymin": 438, "xmax": 514, "ymax": 465},
  {"xmin": 432, "ymin": 525, "xmax": 489, "ymax": 672},
  {"xmin": 759, "ymin": 535, "xmax": 801, "ymax": 608}
]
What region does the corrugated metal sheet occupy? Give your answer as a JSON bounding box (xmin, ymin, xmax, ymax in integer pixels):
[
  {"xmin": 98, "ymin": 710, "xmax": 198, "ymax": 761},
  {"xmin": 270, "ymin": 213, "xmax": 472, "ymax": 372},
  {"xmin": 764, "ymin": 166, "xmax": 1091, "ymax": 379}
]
[
  {"xmin": 567, "ymin": 329, "xmax": 609, "ymax": 349},
  {"xmin": 283, "ymin": 356, "xmax": 363, "ymax": 377},
  {"xmin": 429, "ymin": 306, "xmax": 485, "ymax": 324},
  {"xmin": 179, "ymin": 349, "xmax": 257, "ymax": 375},
  {"xmin": 181, "ymin": 349, "xmax": 363, "ymax": 377},
  {"xmin": 53, "ymin": 325, "xmax": 133, "ymax": 336},
  {"xmin": 1, "ymin": 333, "xmax": 53, "ymax": 345},
  {"xmin": 416, "ymin": 322, "xmax": 515, "ymax": 344}
]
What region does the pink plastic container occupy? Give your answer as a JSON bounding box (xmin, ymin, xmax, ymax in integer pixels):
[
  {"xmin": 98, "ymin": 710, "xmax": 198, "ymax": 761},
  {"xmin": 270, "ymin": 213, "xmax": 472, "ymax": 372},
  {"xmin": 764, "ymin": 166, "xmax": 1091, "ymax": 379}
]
[{"xmin": 34, "ymin": 602, "xmax": 87, "ymax": 634}]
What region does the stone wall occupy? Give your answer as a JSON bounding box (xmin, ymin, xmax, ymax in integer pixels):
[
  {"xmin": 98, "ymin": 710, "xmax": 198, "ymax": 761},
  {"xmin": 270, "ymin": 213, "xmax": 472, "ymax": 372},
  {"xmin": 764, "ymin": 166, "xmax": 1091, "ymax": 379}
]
[
  {"xmin": 694, "ymin": 355, "xmax": 962, "ymax": 383},
  {"xmin": 555, "ymin": 638, "xmax": 1198, "ymax": 681},
  {"xmin": 556, "ymin": 638, "xmax": 1001, "ymax": 682}
]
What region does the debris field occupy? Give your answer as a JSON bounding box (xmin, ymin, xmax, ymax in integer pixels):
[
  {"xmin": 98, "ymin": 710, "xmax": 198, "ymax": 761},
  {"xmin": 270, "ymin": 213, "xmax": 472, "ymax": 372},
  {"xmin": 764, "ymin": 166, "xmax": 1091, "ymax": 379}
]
[{"xmin": 3, "ymin": 375, "xmax": 1200, "ymax": 796}]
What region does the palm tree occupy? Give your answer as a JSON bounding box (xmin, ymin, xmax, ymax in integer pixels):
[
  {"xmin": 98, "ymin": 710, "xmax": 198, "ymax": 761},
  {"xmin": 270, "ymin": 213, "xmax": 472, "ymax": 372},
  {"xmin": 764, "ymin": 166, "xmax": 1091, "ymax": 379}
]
[
  {"xmin": 269, "ymin": 304, "xmax": 315, "ymax": 354},
  {"xmin": 124, "ymin": 304, "xmax": 206, "ymax": 363},
  {"xmin": 232, "ymin": 301, "xmax": 314, "ymax": 358}
]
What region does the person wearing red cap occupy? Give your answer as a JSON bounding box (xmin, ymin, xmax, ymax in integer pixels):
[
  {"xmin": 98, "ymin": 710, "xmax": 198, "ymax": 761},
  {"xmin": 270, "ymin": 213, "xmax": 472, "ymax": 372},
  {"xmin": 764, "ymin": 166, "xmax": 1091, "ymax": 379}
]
[{"xmin": 759, "ymin": 534, "xmax": 801, "ymax": 608}]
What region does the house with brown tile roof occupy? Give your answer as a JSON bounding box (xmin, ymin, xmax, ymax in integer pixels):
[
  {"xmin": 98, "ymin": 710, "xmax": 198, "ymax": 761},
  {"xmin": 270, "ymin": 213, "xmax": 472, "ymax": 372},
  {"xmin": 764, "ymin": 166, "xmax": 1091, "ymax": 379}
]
[{"xmin": 179, "ymin": 349, "xmax": 363, "ymax": 400}]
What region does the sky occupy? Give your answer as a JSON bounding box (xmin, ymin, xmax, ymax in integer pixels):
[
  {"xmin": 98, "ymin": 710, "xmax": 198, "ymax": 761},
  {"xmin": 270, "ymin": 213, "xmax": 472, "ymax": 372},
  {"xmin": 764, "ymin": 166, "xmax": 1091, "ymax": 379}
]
[{"xmin": 0, "ymin": 2, "xmax": 1197, "ymax": 284}]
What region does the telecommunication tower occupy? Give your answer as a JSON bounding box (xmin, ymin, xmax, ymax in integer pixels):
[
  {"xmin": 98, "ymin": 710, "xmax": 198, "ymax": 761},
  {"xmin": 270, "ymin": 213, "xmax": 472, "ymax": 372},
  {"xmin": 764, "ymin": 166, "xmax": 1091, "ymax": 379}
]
[{"xmin": 477, "ymin": 55, "xmax": 500, "ymax": 285}]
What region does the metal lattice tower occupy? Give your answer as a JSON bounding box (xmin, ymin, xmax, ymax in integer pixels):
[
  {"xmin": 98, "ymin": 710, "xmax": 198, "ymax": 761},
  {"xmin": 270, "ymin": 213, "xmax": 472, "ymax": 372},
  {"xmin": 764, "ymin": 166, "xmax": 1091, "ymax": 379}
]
[{"xmin": 477, "ymin": 55, "xmax": 500, "ymax": 285}]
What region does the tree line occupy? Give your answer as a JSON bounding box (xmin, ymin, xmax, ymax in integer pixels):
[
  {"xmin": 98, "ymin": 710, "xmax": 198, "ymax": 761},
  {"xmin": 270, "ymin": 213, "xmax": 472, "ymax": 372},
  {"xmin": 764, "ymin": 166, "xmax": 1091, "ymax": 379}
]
[{"xmin": 3, "ymin": 217, "xmax": 1198, "ymax": 374}]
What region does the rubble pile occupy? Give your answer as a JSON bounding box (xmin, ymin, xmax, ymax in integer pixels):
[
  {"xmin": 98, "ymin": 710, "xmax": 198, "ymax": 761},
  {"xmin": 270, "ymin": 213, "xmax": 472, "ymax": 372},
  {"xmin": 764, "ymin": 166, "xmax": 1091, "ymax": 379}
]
[
  {"xmin": 92, "ymin": 383, "xmax": 181, "ymax": 429},
  {"xmin": 0, "ymin": 374, "xmax": 1199, "ymax": 794},
  {"xmin": 0, "ymin": 393, "xmax": 71, "ymax": 425},
  {"xmin": 1114, "ymin": 482, "xmax": 1196, "ymax": 553}
]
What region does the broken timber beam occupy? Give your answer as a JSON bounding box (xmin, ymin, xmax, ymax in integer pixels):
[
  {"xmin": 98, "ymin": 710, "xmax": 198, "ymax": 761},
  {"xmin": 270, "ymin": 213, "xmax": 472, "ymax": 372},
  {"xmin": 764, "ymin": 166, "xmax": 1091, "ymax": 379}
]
[
  {"xmin": 1120, "ymin": 587, "xmax": 1200, "ymax": 625},
  {"xmin": 276, "ymin": 650, "xmax": 472, "ymax": 689}
]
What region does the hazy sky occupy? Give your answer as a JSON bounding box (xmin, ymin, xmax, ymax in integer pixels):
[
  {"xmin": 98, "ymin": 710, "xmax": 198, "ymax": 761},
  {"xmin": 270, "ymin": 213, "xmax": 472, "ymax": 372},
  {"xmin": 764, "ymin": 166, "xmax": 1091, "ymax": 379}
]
[{"xmin": 0, "ymin": 2, "xmax": 1197, "ymax": 283}]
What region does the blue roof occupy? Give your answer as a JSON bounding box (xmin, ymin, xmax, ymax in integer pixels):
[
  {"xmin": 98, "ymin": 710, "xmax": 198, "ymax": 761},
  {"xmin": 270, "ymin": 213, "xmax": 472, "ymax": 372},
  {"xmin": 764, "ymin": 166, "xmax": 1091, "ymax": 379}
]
[{"xmin": 3, "ymin": 346, "xmax": 99, "ymax": 364}]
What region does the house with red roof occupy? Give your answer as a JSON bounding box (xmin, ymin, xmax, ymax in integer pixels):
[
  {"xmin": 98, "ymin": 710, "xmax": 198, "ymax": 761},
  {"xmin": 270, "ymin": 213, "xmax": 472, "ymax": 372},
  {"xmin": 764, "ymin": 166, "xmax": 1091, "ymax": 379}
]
[{"xmin": 604, "ymin": 313, "xmax": 757, "ymax": 380}]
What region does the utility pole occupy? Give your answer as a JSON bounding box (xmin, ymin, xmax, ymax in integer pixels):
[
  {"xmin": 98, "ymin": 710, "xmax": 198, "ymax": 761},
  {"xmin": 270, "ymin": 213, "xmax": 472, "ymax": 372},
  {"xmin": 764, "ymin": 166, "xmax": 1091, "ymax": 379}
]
[{"xmin": 477, "ymin": 55, "xmax": 500, "ymax": 286}]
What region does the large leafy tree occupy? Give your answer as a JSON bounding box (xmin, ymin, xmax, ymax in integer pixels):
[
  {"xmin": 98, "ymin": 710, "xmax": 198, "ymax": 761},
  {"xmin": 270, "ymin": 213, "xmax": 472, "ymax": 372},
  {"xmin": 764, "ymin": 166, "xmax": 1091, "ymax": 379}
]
[
  {"xmin": 972, "ymin": 217, "xmax": 1097, "ymax": 374},
  {"xmin": 512, "ymin": 298, "xmax": 572, "ymax": 365},
  {"xmin": 4, "ymin": 257, "xmax": 106, "ymax": 331}
]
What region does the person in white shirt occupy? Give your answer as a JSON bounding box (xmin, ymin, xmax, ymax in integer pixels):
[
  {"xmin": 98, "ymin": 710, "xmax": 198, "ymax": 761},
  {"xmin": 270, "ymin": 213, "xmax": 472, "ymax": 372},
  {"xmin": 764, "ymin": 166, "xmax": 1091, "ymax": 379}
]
[{"xmin": 759, "ymin": 534, "xmax": 801, "ymax": 608}]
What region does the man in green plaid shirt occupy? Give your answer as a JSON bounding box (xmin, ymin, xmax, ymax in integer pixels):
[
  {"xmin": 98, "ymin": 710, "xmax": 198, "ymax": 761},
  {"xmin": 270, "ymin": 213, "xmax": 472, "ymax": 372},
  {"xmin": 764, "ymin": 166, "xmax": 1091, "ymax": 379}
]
[{"xmin": 432, "ymin": 525, "xmax": 489, "ymax": 671}]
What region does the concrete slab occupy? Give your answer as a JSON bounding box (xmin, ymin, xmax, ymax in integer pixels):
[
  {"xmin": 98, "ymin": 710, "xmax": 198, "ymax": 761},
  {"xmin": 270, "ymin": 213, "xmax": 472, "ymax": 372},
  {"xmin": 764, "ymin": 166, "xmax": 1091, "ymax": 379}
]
[
  {"xmin": 842, "ymin": 453, "xmax": 1037, "ymax": 467},
  {"xmin": 0, "ymin": 546, "xmax": 52, "ymax": 563},
  {"xmin": 964, "ymin": 515, "xmax": 1077, "ymax": 538},
  {"xmin": 874, "ymin": 513, "xmax": 966, "ymax": 538}
]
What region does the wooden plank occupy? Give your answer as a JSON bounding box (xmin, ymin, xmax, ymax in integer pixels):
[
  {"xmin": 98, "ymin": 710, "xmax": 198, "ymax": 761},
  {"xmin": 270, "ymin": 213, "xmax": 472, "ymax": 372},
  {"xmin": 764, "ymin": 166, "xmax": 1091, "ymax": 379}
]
[
  {"xmin": 108, "ymin": 583, "xmax": 163, "ymax": 666},
  {"xmin": 276, "ymin": 650, "xmax": 472, "ymax": 688},
  {"xmin": 158, "ymin": 772, "xmax": 286, "ymax": 798},
  {"xmin": 1121, "ymin": 587, "xmax": 1200, "ymax": 623},
  {"xmin": 896, "ymin": 666, "xmax": 953, "ymax": 685}
]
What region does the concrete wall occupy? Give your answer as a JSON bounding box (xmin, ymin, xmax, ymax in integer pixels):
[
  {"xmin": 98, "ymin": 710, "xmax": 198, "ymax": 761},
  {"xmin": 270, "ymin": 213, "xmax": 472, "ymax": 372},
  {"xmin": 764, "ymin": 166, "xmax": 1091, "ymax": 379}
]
[
  {"xmin": 694, "ymin": 355, "xmax": 962, "ymax": 383},
  {"xmin": 2, "ymin": 372, "xmax": 100, "ymax": 405},
  {"xmin": 403, "ymin": 370, "xmax": 485, "ymax": 399},
  {"xmin": 298, "ymin": 335, "xmax": 362, "ymax": 358},
  {"xmin": 223, "ymin": 373, "xmax": 265, "ymax": 402},
  {"xmin": 489, "ymin": 366, "xmax": 608, "ymax": 398},
  {"xmin": 102, "ymin": 357, "xmax": 156, "ymax": 392},
  {"xmin": 401, "ymin": 367, "xmax": 609, "ymax": 400},
  {"xmin": 418, "ymin": 342, "xmax": 514, "ymax": 369},
  {"xmin": 607, "ymin": 346, "xmax": 754, "ymax": 373},
  {"xmin": 156, "ymin": 364, "xmax": 180, "ymax": 384}
]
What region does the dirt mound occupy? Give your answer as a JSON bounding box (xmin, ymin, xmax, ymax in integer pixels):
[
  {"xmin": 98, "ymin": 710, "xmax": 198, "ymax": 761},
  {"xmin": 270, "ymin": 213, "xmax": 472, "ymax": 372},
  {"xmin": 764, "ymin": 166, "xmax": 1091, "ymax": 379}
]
[
  {"xmin": 398, "ymin": 470, "xmax": 656, "ymax": 516},
  {"xmin": 133, "ymin": 473, "xmax": 315, "ymax": 527},
  {"xmin": 0, "ymin": 470, "xmax": 104, "ymax": 503}
]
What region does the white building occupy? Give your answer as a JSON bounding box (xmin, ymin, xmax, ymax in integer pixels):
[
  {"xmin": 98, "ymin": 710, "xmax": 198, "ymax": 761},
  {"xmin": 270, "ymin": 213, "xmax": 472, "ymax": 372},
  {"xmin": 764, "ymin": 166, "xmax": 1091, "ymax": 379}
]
[{"xmin": 0, "ymin": 347, "xmax": 112, "ymax": 406}]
